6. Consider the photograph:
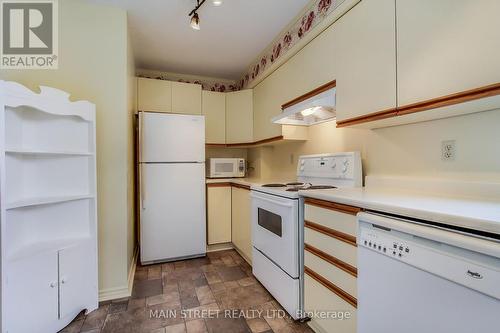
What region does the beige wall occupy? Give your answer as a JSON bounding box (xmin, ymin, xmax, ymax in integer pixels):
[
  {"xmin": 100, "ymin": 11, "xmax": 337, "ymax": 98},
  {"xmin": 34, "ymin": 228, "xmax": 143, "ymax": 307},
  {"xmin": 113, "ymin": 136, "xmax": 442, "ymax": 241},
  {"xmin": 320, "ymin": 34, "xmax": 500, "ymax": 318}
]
[
  {"xmin": 126, "ymin": 25, "xmax": 137, "ymax": 277},
  {"xmin": 0, "ymin": 0, "xmax": 136, "ymax": 298},
  {"xmin": 259, "ymin": 110, "xmax": 500, "ymax": 182},
  {"xmin": 250, "ymin": 2, "xmax": 500, "ymax": 183}
]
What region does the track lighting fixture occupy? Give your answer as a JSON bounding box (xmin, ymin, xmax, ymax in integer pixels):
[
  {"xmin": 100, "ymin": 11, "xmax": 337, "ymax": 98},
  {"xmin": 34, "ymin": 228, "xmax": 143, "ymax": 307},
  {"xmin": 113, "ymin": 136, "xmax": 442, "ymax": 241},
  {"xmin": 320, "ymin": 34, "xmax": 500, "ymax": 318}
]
[
  {"xmin": 188, "ymin": 0, "xmax": 222, "ymax": 30},
  {"xmin": 190, "ymin": 12, "xmax": 200, "ymax": 30}
]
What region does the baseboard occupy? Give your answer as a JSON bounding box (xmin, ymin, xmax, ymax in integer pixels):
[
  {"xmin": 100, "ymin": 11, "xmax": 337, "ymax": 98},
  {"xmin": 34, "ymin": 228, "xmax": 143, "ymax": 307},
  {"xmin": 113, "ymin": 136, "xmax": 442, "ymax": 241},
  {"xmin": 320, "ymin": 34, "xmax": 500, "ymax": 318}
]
[
  {"xmin": 307, "ymin": 319, "xmax": 327, "ymax": 333},
  {"xmin": 233, "ymin": 245, "xmax": 252, "ymax": 266},
  {"xmin": 98, "ymin": 246, "xmax": 138, "ymax": 302},
  {"xmin": 207, "ymin": 242, "xmax": 233, "ymax": 252},
  {"xmin": 127, "ymin": 246, "xmax": 139, "ymax": 294}
]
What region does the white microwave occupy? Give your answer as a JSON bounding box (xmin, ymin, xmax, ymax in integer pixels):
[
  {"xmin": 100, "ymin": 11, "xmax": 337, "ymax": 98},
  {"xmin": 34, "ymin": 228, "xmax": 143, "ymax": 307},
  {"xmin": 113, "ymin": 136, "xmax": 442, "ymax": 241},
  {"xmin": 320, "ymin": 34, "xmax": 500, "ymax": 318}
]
[{"xmin": 207, "ymin": 158, "xmax": 246, "ymax": 178}]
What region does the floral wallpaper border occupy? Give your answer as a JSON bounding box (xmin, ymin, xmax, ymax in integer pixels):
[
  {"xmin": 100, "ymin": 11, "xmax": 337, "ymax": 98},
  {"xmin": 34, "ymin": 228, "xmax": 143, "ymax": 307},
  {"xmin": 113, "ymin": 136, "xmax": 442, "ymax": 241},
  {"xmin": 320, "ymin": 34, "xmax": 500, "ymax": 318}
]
[
  {"xmin": 139, "ymin": 0, "xmax": 344, "ymax": 92},
  {"xmin": 238, "ymin": 0, "xmax": 344, "ymax": 89},
  {"xmin": 136, "ymin": 72, "xmax": 240, "ymax": 93}
]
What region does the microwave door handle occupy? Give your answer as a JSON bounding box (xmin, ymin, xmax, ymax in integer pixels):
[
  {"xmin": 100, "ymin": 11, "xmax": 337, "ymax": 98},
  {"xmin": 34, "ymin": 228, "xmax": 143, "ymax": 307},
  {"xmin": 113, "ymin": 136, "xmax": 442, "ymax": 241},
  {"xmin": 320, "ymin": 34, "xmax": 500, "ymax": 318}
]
[{"xmin": 250, "ymin": 194, "xmax": 294, "ymax": 208}]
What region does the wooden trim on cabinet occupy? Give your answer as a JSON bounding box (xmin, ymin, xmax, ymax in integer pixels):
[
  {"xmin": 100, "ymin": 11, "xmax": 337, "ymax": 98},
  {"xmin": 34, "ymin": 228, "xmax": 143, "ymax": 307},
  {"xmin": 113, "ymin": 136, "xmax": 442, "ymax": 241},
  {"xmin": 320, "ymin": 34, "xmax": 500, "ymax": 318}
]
[
  {"xmin": 205, "ymin": 143, "xmax": 227, "ymax": 147},
  {"xmin": 336, "ymin": 82, "xmax": 500, "ymax": 127},
  {"xmin": 336, "ymin": 107, "xmax": 397, "ymax": 127},
  {"xmin": 396, "ymin": 82, "xmax": 500, "ymax": 116},
  {"xmin": 304, "ymin": 197, "xmax": 361, "ymax": 216},
  {"xmin": 281, "ymin": 80, "xmax": 336, "ymax": 110},
  {"xmin": 231, "ymin": 183, "xmax": 251, "ymax": 191},
  {"xmin": 305, "ymin": 243, "xmax": 357, "ymax": 277},
  {"xmin": 206, "ymin": 182, "xmax": 232, "ymax": 188},
  {"xmin": 305, "ymin": 220, "xmax": 357, "ymax": 247},
  {"xmin": 305, "ymin": 266, "xmax": 357, "ymax": 308},
  {"xmin": 207, "ymin": 136, "xmax": 285, "ymax": 148}
]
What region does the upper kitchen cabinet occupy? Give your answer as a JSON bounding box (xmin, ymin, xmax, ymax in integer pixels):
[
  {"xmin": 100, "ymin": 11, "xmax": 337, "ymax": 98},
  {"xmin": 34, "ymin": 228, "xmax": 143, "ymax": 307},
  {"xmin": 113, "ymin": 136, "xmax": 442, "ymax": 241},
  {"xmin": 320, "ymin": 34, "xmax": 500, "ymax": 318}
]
[
  {"xmin": 137, "ymin": 78, "xmax": 202, "ymax": 115},
  {"xmin": 335, "ymin": 0, "xmax": 397, "ymax": 123},
  {"xmin": 202, "ymin": 91, "xmax": 226, "ymax": 144},
  {"xmin": 137, "ymin": 77, "xmax": 172, "ymax": 112},
  {"xmin": 226, "ymin": 89, "xmax": 254, "ymax": 144},
  {"xmin": 171, "ymin": 81, "xmax": 202, "ymax": 115},
  {"xmin": 397, "ymin": 0, "xmax": 500, "ymax": 106}
]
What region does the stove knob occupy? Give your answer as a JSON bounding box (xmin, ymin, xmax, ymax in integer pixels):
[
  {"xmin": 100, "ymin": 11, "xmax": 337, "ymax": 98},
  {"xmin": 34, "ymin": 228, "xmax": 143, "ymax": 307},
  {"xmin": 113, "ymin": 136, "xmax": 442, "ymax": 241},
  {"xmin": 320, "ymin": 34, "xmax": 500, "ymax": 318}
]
[
  {"xmin": 300, "ymin": 160, "xmax": 305, "ymax": 165},
  {"xmin": 343, "ymin": 159, "xmax": 349, "ymax": 166},
  {"xmin": 342, "ymin": 166, "xmax": 348, "ymax": 173},
  {"xmin": 331, "ymin": 163, "xmax": 337, "ymax": 169},
  {"xmin": 300, "ymin": 166, "xmax": 305, "ymax": 171}
]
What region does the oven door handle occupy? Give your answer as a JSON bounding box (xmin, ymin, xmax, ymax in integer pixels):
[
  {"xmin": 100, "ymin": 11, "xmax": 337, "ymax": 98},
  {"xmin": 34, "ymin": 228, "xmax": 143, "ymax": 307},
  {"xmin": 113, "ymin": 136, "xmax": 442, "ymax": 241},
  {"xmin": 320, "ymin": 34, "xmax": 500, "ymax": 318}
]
[{"xmin": 250, "ymin": 193, "xmax": 294, "ymax": 208}]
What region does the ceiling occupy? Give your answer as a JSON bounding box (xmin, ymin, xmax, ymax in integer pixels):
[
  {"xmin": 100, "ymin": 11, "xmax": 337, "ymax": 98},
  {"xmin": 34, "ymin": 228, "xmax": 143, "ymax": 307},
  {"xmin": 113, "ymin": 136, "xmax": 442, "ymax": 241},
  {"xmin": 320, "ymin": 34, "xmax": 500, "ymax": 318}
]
[{"xmin": 86, "ymin": 0, "xmax": 310, "ymax": 80}]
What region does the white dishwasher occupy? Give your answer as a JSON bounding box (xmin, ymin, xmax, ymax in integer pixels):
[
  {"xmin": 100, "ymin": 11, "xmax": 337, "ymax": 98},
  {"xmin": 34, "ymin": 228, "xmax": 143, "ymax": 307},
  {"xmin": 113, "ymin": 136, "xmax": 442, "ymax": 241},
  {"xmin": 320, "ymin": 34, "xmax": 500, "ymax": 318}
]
[{"xmin": 357, "ymin": 212, "xmax": 500, "ymax": 333}]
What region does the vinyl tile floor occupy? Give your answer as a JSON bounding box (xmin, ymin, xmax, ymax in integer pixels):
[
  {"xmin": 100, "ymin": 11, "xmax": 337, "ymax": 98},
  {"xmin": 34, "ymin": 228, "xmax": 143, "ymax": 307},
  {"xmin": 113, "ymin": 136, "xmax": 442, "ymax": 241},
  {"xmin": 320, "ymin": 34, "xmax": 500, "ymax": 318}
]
[{"xmin": 60, "ymin": 249, "xmax": 314, "ymax": 333}]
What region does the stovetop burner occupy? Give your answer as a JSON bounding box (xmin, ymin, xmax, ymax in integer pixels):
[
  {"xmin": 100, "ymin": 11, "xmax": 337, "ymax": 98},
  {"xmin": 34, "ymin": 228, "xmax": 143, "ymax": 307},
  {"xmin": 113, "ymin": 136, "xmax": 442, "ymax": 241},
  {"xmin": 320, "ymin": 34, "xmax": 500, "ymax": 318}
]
[
  {"xmin": 262, "ymin": 183, "xmax": 287, "ymax": 187},
  {"xmin": 307, "ymin": 185, "xmax": 337, "ymax": 190},
  {"xmin": 285, "ymin": 184, "xmax": 337, "ymax": 192}
]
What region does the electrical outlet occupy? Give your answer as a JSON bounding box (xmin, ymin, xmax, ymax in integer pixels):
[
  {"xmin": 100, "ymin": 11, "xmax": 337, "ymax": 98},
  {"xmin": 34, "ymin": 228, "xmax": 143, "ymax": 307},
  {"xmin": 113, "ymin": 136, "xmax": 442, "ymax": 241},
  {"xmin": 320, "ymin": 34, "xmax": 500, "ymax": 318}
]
[{"xmin": 441, "ymin": 140, "xmax": 456, "ymax": 161}]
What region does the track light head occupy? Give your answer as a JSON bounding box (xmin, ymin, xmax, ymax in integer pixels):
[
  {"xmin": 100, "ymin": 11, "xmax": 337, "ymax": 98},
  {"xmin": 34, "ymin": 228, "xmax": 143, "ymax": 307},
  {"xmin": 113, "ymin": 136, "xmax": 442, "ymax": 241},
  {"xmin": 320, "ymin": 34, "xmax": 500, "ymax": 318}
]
[{"xmin": 190, "ymin": 12, "xmax": 200, "ymax": 30}]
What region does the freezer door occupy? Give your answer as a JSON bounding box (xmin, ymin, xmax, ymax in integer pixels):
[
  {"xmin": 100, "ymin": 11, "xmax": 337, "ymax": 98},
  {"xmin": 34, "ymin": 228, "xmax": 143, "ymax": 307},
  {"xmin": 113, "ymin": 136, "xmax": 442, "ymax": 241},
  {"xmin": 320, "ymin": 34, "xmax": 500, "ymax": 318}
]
[
  {"xmin": 140, "ymin": 112, "xmax": 205, "ymax": 163},
  {"xmin": 140, "ymin": 163, "xmax": 206, "ymax": 263}
]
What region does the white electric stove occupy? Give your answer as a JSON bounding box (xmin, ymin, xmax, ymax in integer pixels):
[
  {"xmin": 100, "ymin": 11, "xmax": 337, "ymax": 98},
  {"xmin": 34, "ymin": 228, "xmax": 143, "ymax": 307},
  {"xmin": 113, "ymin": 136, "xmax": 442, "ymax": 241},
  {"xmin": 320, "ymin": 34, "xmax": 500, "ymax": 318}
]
[{"xmin": 250, "ymin": 152, "xmax": 362, "ymax": 319}]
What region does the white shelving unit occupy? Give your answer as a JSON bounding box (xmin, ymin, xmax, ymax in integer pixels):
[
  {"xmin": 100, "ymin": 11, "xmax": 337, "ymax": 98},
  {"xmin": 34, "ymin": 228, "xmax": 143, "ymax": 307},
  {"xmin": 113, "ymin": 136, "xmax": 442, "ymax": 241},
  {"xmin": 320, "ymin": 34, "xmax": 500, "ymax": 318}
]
[{"xmin": 0, "ymin": 81, "xmax": 98, "ymax": 333}]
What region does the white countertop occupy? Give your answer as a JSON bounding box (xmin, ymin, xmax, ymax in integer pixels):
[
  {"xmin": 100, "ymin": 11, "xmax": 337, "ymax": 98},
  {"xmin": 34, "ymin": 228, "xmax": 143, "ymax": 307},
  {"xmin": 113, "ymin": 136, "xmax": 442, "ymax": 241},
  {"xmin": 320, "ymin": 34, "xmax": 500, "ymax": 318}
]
[
  {"xmin": 205, "ymin": 178, "xmax": 270, "ymax": 187},
  {"xmin": 300, "ymin": 177, "xmax": 500, "ymax": 235}
]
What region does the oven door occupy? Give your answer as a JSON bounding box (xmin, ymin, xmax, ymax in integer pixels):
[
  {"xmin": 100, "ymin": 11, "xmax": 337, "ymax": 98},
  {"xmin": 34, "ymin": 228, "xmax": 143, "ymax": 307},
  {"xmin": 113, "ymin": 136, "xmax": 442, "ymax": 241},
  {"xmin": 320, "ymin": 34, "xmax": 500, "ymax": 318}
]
[{"xmin": 251, "ymin": 190, "xmax": 299, "ymax": 278}]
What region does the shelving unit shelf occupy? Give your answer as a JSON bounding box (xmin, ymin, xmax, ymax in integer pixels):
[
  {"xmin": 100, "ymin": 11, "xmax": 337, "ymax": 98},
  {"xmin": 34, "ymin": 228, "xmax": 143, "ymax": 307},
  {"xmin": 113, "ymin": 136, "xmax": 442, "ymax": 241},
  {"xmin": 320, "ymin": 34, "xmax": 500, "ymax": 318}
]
[{"xmin": 0, "ymin": 81, "xmax": 98, "ymax": 333}]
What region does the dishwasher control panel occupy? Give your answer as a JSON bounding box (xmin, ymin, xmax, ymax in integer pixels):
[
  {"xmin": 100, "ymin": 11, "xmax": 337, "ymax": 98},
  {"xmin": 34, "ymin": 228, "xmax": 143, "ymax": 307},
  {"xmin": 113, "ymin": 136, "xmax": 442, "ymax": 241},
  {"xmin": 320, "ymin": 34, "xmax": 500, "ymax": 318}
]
[{"xmin": 359, "ymin": 226, "xmax": 412, "ymax": 259}]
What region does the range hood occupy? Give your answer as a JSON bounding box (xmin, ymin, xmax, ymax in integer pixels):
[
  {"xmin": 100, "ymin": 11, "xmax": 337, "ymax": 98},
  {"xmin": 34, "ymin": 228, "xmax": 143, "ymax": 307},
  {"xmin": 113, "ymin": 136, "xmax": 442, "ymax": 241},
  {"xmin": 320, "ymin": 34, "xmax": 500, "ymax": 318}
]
[{"xmin": 272, "ymin": 84, "xmax": 336, "ymax": 126}]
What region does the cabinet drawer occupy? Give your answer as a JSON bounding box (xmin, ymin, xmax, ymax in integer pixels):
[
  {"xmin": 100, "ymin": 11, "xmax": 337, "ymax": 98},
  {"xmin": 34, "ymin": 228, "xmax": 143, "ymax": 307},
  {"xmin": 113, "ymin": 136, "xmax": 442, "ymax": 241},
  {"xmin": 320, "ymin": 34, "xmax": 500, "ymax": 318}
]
[
  {"xmin": 305, "ymin": 203, "xmax": 358, "ymax": 237},
  {"xmin": 304, "ymin": 274, "xmax": 357, "ymax": 333},
  {"xmin": 305, "ymin": 249, "xmax": 357, "ymax": 297},
  {"xmin": 305, "ymin": 227, "xmax": 357, "ymax": 268}
]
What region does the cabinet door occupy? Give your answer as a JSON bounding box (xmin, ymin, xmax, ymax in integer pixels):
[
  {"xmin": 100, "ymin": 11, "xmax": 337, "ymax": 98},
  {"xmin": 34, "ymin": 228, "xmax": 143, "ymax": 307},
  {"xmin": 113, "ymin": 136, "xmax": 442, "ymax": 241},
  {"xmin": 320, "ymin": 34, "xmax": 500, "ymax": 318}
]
[
  {"xmin": 231, "ymin": 187, "xmax": 252, "ymax": 263},
  {"xmin": 137, "ymin": 77, "xmax": 172, "ymax": 112},
  {"xmin": 59, "ymin": 242, "xmax": 98, "ymax": 319},
  {"xmin": 6, "ymin": 253, "xmax": 59, "ymax": 333},
  {"xmin": 202, "ymin": 91, "xmax": 226, "ymax": 144},
  {"xmin": 172, "ymin": 81, "xmax": 202, "ymax": 115},
  {"xmin": 207, "ymin": 186, "xmax": 232, "ymax": 244},
  {"xmin": 226, "ymin": 90, "xmax": 253, "ymax": 144},
  {"xmin": 335, "ymin": 0, "xmax": 397, "ymax": 122},
  {"xmin": 397, "ymin": 0, "xmax": 500, "ymax": 106}
]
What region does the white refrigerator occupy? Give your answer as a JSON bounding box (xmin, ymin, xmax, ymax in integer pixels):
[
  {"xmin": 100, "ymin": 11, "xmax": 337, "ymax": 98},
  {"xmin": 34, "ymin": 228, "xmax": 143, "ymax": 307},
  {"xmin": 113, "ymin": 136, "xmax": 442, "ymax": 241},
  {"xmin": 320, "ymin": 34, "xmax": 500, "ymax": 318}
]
[{"xmin": 139, "ymin": 112, "xmax": 206, "ymax": 264}]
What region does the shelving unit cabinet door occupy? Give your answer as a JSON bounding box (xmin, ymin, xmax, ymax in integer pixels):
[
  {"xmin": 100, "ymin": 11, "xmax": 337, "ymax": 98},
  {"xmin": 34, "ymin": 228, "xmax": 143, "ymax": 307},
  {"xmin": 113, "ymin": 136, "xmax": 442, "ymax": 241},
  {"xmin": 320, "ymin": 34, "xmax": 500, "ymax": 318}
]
[
  {"xmin": 207, "ymin": 186, "xmax": 232, "ymax": 245},
  {"xmin": 172, "ymin": 81, "xmax": 202, "ymax": 115},
  {"xmin": 58, "ymin": 242, "xmax": 98, "ymax": 319},
  {"xmin": 231, "ymin": 187, "xmax": 252, "ymax": 263},
  {"xmin": 137, "ymin": 77, "xmax": 172, "ymax": 112},
  {"xmin": 335, "ymin": 0, "xmax": 397, "ymax": 122},
  {"xmin": 226, "ymin": 90, "xmax": 253, "ymax": 144},
  {"xmin": 202, "ymin": 91, "xmax": 226, "ymax": 144},
  {"xmin": 397, "ymin": 0, "xmax": 500, "ymax": 106},
  {"xmin": 5, "ymin": 253, "xmax": 59, "ymax": 333}
]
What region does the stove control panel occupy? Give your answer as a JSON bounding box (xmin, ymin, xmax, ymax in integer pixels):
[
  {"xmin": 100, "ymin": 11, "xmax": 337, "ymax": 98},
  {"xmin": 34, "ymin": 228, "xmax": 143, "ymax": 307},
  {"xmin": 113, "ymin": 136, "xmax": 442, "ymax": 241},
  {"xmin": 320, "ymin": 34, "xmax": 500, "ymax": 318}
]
[{"xmin": 296, "ymin": 152, "xmax": 362, "ymax": 187}]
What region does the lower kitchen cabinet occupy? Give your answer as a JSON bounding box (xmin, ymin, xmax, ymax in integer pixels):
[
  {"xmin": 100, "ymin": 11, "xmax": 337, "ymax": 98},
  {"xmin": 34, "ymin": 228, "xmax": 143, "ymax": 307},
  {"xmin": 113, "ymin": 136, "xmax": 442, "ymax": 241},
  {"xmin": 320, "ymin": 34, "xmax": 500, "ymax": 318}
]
[
  {"xmin": 207, "ymin": 185, "xmax": 232, "ymax": 245},
  {"xmin": 303, "ymin": 198, "xmax": 360, "ymax": 333},
  {"xmin": 5, "ymin": 241, "xmax": 97, "ymax": 333},
  {"xmin": 231, "ymin": 185, "xmax": 252, "ymax": 263}
]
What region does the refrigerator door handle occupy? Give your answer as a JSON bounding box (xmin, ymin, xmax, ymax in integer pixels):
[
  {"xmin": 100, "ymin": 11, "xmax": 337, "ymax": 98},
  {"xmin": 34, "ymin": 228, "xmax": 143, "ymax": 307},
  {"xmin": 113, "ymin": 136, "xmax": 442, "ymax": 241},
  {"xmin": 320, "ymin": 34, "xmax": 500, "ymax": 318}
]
[{"xmin": 140, "ymin": 163, "xmax": 145, "ymax": 210}]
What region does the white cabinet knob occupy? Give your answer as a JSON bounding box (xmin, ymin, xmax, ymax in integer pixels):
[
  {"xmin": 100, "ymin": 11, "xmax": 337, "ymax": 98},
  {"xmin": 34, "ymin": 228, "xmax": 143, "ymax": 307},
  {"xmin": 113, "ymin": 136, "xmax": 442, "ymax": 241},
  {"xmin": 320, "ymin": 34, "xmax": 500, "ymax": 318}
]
[
  {"xmin": 61, "ymin": 277, "xmax": 67, "ymax": 284},
  {"xmin": 49, "ymin": 281, "xmax": 57, "ymax": 288}
]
